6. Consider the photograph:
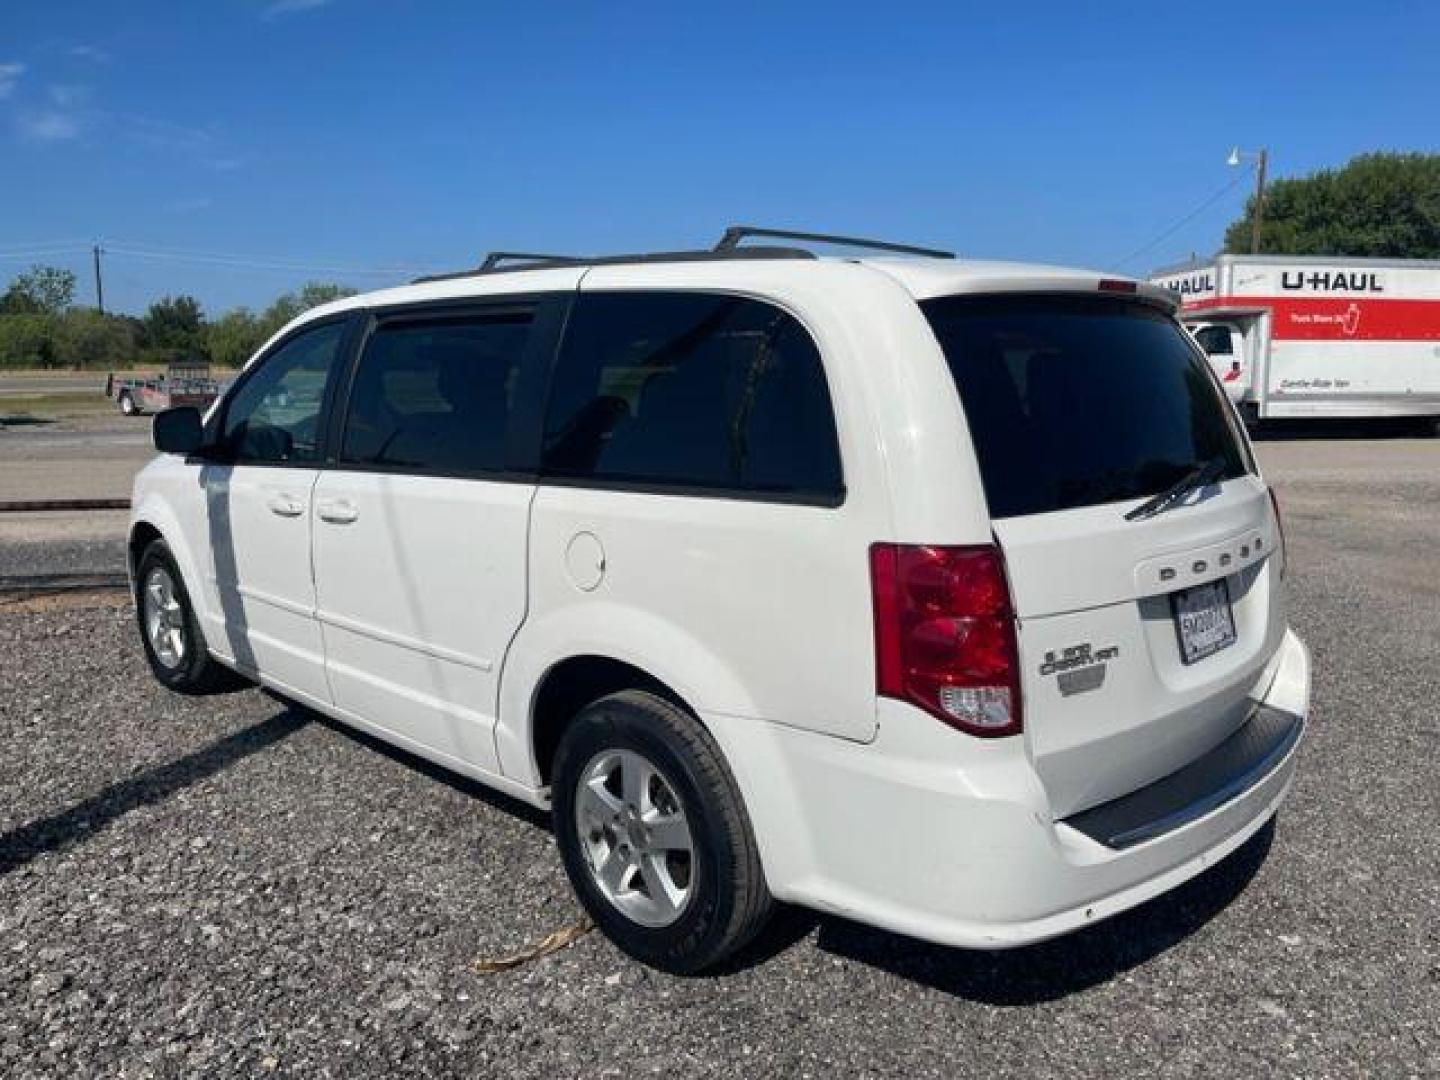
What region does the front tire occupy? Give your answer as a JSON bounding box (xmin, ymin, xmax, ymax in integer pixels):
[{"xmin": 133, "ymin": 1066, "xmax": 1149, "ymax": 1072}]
[
  {"xmin": 552, "ymin": 690, "xmax": 772, "ymax": 973},
  {"xmin": 135, "ymin": 539, "xmax": 245, "ymax": 695},
  {"xmin": 118, "ymin": 391, "xmax": 138, "ymax": 416}
]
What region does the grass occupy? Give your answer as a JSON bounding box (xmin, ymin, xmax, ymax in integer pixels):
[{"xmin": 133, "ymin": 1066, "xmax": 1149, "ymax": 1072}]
[{"xmin": 0, "ymin": 392, "xmax": 116, "ymax": 419}]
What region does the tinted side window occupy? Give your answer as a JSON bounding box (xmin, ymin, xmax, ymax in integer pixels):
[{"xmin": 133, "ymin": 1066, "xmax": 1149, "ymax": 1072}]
[
  {"xmin": 1194, "ymin": 325, "xmax": 1233, "ymax": 355},
  {"xmin": 540, "ymin": 292, "xmax": 843, "ymax": 501},
  {"xmin": 340, "ymin": 311, "xmax": 532, "ymax": 474},
  {"xmin": 221, "ymin": 320, "xmax": 347, "ymax": 464}
]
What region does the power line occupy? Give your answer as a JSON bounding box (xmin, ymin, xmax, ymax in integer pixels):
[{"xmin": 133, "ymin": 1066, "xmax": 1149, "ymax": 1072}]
[
  {"xmin": 1106, "ymin": 174, "xmax": 1246, "ymax": 272},
  {"xmin": 0, "ymin": 238, "xmax": 422, "ymax": 276},
  {"xmin": 103, "ymin": 241, "xmax": 421, "ymax": 276},
  {"xmin": 0, "ymin": 246, "xmax": 92, "ymax": 260},
  {"xmin": 0, "ymin": 237, "xmax": 91, "ymax": 252}
]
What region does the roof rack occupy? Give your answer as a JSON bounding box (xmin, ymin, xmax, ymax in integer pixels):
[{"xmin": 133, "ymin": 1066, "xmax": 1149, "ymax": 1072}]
[
  {"xmin": 411, "ymin": 246, "xmax": 813, "ymax": 284},
  {"xmin": 410, "ymin": 225, "xmax": 952, "ymax": 283},
  {"xmin": 479, "ymin": 251, "xmax": 580, "ymax": 271},
  {"xmin": 715, "ymin": 226, "xmax": 955, "ymax": 260}
]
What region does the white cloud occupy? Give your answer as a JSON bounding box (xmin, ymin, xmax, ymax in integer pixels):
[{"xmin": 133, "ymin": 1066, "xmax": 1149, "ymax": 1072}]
[
  {"xmin": 0, "ymin": 61, "xmax": 24, "ymax": 99},
  {"xmin": 18, "ymin": 110, "xmax": 81, "ymax": 141},
  {"xmin": 12, "ymin": 86, "xmax": 91, "ymax": 143},
  {"xmin": 115, "ymin": 112, "xmax": 217, "ymax": 150},
  {"xmin": 67, "ymin": 44, "xmax": 109, "ymax": 63},
  {"xmin": 262, "ymin": 0, "xmax": 331, "ymax": 19},
  {"xmin": 48, "ymin": 84, "xmax": 89, "ymax": 108}
]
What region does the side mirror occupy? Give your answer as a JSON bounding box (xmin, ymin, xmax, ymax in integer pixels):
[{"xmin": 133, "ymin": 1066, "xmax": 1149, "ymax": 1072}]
[{"xmin": 152, "ymin": 406, "xmax": 205, "ymax": 455}]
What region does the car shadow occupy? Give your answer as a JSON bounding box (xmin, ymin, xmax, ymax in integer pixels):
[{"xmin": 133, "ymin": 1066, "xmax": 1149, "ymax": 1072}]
[
  {"xmin": 807, "ymin": 819, "xmax": 1275, "ymax": 1004},
  {"xmin": 0, "ymin": 705, "xmax": 310, "ymax": 876},
  {"xmin": 299, "ymin": 704, "xmax": 553, "ymax": 832},
  {"xmin": 1250, "ymin": 417, "xmax": 1436, "ymax": 441}
]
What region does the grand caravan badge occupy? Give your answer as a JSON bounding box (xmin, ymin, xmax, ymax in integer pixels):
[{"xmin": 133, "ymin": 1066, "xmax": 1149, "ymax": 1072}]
[{"xmin": 1039, "ymin": 642, "xmax": 1119, "ymax": 697}]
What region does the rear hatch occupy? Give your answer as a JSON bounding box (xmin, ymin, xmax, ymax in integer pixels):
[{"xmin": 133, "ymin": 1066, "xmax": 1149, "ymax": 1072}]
[{"xmin": 923, "ymin": 292, "xmax": 1286, "ymax": 818}]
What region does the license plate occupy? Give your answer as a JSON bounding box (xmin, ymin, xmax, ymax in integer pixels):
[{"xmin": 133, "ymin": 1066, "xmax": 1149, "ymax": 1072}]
[{"xmin": 1171, "ymin": 580, "xmax": 1237, "ymax": 665}]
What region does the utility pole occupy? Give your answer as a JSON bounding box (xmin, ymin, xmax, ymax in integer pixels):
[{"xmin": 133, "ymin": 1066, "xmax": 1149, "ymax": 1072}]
[
  {"xmin": 1249, "ymin": 148, "xmax": 1268, "ymax": 255},
  {"xmin": 1227, "ymin": 146, "xmax": 1270, "ymax": 254},
  {"xmin": 92, "ymin": 243, "xmax": 105, "ymax": 315}
]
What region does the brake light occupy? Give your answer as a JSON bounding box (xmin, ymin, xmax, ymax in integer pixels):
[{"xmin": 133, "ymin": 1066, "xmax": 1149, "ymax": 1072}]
[
  {"xmin": 869, "ymin": 543, "xmax": 1022, "ymax": 737},
  {"xmin": 1097, "ymin": 278, "xmax": 1138, "ymax": 293},
  {"xmin": 1268, "ymin": 487, "xmax": 1287, "ymax": 579}
]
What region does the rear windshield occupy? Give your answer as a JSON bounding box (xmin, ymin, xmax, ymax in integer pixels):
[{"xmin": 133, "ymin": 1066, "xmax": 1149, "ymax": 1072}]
[{"xmin": 922, "ymin": 294, "xmax": 1250, "ymax": 519}]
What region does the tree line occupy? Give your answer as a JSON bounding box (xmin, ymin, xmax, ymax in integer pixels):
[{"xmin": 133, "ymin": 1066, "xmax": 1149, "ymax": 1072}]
[
  {"xmin": 0, "ymin": 268, "xmax": 356, "ymax": 370},
  {"xmin": 1223, "ymin": 152, "xmax": 1440, "ymax": 257}
]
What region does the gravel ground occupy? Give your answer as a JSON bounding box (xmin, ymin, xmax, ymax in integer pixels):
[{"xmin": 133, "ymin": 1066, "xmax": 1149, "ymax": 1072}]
[{"xmin": 1, "ymin": 439, "xmax": 1438, "ymax": 1077}]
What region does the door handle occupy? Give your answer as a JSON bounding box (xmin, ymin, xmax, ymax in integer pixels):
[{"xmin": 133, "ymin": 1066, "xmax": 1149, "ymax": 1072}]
[
  {"xmin": 316, "ymin": 499, "xmax": 359, "ymax": 525},
  {"xmin": 267, "ymin": 494, "xmax": 305, "ymax": 517}
]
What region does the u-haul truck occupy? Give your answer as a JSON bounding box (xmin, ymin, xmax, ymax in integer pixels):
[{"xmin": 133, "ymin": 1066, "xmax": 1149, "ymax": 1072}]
[{"xmin": 1150, "ymin": 254, "xmax": 1440, "ymax": 422}]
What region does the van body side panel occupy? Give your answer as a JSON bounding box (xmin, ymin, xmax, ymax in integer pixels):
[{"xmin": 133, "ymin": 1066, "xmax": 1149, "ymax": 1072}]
[{"xmin": 498, "ymin": 264, "xmax": 958, "ymax": 777}]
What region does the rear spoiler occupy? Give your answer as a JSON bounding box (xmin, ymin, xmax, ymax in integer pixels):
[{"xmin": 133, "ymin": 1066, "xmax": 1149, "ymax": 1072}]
[
  {"xmin": 931, "ymin": 274, "xmax": 1181, "ymax": 313},
  {"xmin": 1095, "ymin": 278, "xmax": 1182, "ymax": 312},
  {"xmin": 879, "ymin": 262, "xmax": 1182, "ymax": 311}
]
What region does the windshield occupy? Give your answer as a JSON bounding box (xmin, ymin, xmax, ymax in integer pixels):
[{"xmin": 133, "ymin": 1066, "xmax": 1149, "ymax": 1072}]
[{"xmin": 922, "ymin": 294, "xmax": 1250, "ymax": 519}]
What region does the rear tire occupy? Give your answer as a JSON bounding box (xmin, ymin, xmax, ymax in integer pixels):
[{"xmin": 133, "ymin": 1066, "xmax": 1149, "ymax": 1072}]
[
  {"xmin": 552, "ymin": 690, "xmax": 772, "ymax": 973},
  {"xmin": 135, "ymin": 539, "xmax": 246, "ymax": 695}
]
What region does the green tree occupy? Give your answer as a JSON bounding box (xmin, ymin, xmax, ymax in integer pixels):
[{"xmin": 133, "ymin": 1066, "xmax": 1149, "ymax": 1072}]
[
  {"xmin": 1, "ymin": 265, "xmax": 77, "ymax": 316},
  {"xmin": 54, "ymin": 310, "xmax": 137, "ymax": 370},
  {"xmin": 205, "ymin": 307, "xmax": 267, "ymax": 369},
  {"xmin": 0, "ymin": 287, "xmax": 42, "ymax": 317},
  {"xmin": 0, "ymin": 277, "xmax": 360, "ymax": 371},
  {"xmin": 1225, "ymin": 152, "xmax": 1440, "ymax": 256},
  {"xmin": 296, "ymin": 281, "xmax": 358, "ymax": 310},
  {"xmin": 142, "ymin": 294, "xmax": 206, "ymax": 355},
  {"xmin": 259, "ymin": 281, "xmax": 357, "ymax": 337},
  {"xmin": 0, "ymin": 314, "xmax": 60, "ymax": 368}
]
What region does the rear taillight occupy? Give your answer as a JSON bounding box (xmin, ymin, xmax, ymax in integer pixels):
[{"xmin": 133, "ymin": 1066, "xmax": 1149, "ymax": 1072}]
[
  {"xmin": 868, "ymin": 543, "xmax": 1022, "ymax": 737},
  {"xmin": 1268, "ymin": 487, "xmax": 1287, "ymax": 579}
]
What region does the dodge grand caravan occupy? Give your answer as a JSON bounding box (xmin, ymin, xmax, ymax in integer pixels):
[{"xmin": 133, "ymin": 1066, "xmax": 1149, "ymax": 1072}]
[{"xmin": 131, "ymin": 227, "xmax": 1310, "ymax": 972}]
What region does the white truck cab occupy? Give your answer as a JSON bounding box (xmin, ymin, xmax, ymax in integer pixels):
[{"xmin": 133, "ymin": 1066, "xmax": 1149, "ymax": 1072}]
[
  {"xmin": 131, "ymin": 228, "xmax": 1309, "ymax": 971},
  {"xmin": 1189, "ymin": 321, "xmax": 1249, "ymax": 403}
]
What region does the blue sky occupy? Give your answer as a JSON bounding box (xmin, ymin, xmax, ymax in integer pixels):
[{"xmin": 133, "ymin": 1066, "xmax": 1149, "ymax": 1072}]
[{"xmin": 3, "ymin": 0, "xmax": 1436, "ymax": 316}]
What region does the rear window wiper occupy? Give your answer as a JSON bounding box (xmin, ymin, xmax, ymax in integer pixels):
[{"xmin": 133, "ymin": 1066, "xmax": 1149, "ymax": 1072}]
[{"xmin": 1124, "ymin": 456, "xmax": 1228, "ymax": 521}]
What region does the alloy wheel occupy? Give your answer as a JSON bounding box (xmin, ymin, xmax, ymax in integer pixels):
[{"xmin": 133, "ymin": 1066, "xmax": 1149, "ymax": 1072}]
[
  {"xmin": 574, "ymin": 748, "xmax": 695, "ymax": 927},
  {"xmin": 142, "ymin": 567, "xmax": 187, "ymax": 669}
]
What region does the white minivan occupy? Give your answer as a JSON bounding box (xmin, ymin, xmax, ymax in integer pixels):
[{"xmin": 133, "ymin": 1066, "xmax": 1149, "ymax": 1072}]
[{"xmin": 132, "ymin": 228, "xmax": 1309, "ymax": 972}]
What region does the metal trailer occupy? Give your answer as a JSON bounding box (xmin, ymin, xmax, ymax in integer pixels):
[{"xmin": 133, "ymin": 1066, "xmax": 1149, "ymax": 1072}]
[
  {"xmin": 1150, "ymin": 254, "xmax": 1440, "ymax": 423},
  {"xmin": 105, "ymin": 359, "xmax": 222, "ymax": 416}
]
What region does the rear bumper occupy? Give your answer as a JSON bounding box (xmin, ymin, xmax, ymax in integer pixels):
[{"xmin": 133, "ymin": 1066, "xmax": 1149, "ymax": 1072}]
[
  {"xmin": 709, "ymin": 627, "xmax": 1309, "ymax": 951},
  {"xmin": 1062, "ymin": 701, "xmax": 1302, "ymax": 850}
]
